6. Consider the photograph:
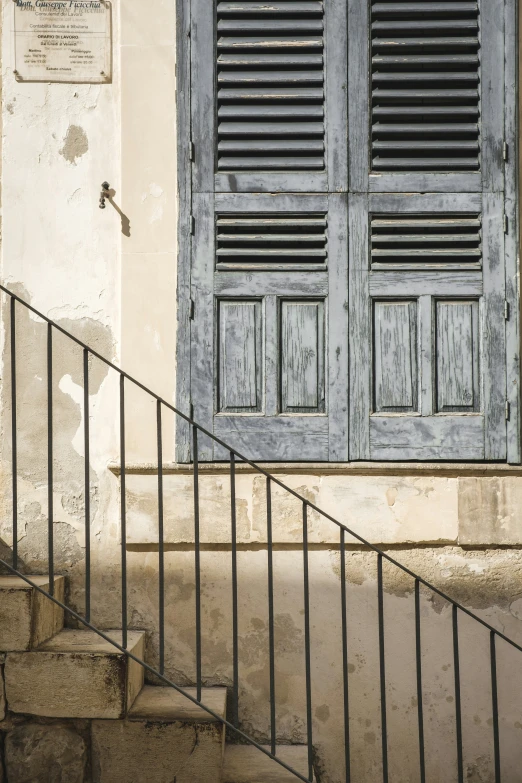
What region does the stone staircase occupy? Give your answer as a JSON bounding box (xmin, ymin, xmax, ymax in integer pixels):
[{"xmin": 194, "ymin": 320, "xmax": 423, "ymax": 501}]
[{"xmin": 0, "ymin": 576, "xmax": 312, "ymax": 783}]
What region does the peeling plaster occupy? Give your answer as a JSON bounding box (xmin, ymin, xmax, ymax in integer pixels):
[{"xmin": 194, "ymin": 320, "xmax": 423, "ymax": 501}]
[{"xmin": 59, "ymin": 125, "xmax": 89, "ymax": 165}]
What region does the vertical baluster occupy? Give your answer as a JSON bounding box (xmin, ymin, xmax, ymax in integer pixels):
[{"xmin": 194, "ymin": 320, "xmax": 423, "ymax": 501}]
[
  {"xmin": 157, "ymin": 401, "xmax": 165, "ymax": 675},
  {"xmin": 10, "ymin": 297, "xmax": 18, "ymax": 570},
  {"xmin": 230, "ymin": 452, "xmax": 239, "ymax": 725},
  {"xmin": 490, "ymin": 631, "xmax": 501, "ymax": 783},
  {"xmin": 453, "ymin": 605, "xmax": 464, "ymax": 783},
  {"xmin": 267, "ymin": 478, "xmax": 276, "ymax": 756},
  {"xmin": 120, "ymin": 375, "xmax": 127, "ymax": 649},
  {"xmin": 415, "ymin": 580, "xmax": 425, "ymax": 783},
  {"xmin": 340, "ymin": 529, "xmax": 351, "ymax": 783},
  {"xmin": 377, "ymin": 554, "xmax": 388, "ymax": 783},
  {"xmin": 193, "ymin": 426, "xmax": 202, "ymax": 701},
  {"xmin": 302, "ymin": 502, "xmax": 313, "ymax": 781},
  {"xmin": 83, "ymin": 349, "xmax": 91, "ymax": 623},
  {"xmin": 47, "ymin": 324, "xmax": 54, "ymax": 596}
]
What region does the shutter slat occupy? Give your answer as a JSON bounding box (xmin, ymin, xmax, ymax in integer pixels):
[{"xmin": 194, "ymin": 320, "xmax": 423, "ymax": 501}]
[
  {"xmin": 373, "ymin": 89, "xmax": 479, "ymax": 99},
  {"xmin": 372, "ymin": 157, "xmax": 480, "ymax": 169},
  {"xmin": 373, "ymin": 123, "xmax": 478, "ymax": 134},
  {"xmin": 218, "ymin": 19, "xmax": 324, "ymax": 31},
  {"xmin": 372, "ymin": 20, "xmax": 478, "ymax": 31},
  {"xmin": 373, "ymin": 55, "xmax": 479, "ymax": 64},
  {"xmin": 218, "ymin": 88, "xmax": 324, "ymax": 99},
  {"xmin": 372, "ymin": 3, "xmax": 478, "ymax": 14},
  {"xmin": 217, "ymin": 36, "xmax": 323, "ymax": 48},
  {"xmin": 218, "ymin": 121, "xmax": 324, "ymax": 135},
  {"xmin": 218, "ymin": 233, "xmax": 324, "ymax": 242},
  {"xmin": 218, "ymin": 156, "xmax": 324, "ymax": 169},
  {"xmin": 218, "ymin": 139, "xmax": 325, "ymax": 151},
  {"xmin": 216, "ymin": 213, "xmax": 328, "ymax": 268},
  {"xmin": 217, "ymin": 218, "xmax": 327, "ymax": 226},
  {"xmin": 371, "ymin": 213, "xmax": 482, "ymax": 268},
  {"xmin": 373, "ymin": 140, "xmax": 479, "ymax": 150},
  {"xmin": 372, "ymin": 37, "xmax": 479, "ymax": 48},
  {"xmin": 218, "ymin": 70, "xmax": 324, "ymax": 83},
  {"xmin": 217, "ymin": 248, "xmax": 327, "ymax": 255},
  {"xmin": 372, "ymin": 218, "xmax": 481, "ymax": 227},
  {"xmin": 372, "ymin": 72, "xmax": 479, "ymax": 83},
  {"xmin": 218, "ymin": 53, "xmax": 323, "ymax": 64},
  {"xmin": 217, "ymin": 2, "xmax": 324, "ymax": 14},
  {"xmin": 373, "ymin": 106, "xmax": 479, "ymax": 116},
  {"xmin": 372, "ymin": 233, "xmax": 482, "ymax": 244},
  {"xmin": 218, "ymin": 104, "xmax": 324, "ymax": 117},
  {"xmin": 217, "ymin": 0, "xmax": 325, "ymax": 171}
]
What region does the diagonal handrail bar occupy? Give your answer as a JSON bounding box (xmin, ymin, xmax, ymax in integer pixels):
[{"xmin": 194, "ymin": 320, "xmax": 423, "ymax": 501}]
[
  {"xmin": 2, "ymin": 281, "xmax": 522, "ymax": 783},
  {"xmin": 2, "ymin": 282, "xmax": 520, "ymax": 652}
]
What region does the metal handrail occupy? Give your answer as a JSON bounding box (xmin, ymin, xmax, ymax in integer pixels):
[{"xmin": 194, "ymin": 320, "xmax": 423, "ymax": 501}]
[{"xmin": 1, "ymin": 282, "xmax": 518, "ymax": 783}]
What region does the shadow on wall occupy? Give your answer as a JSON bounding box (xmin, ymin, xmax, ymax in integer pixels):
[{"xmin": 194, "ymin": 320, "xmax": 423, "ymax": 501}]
[{"xmin": 1, "ymin": 287, "xmax": 522, "ymax": 782}]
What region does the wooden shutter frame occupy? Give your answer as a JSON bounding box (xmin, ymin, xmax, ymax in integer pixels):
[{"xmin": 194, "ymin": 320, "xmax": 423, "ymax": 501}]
[
  {"xmin": 178, "ymin": 0, "xmax": 520, "ymax": 463},
  {"xmin": 191, "ymin": 192, "xmax": 349, "ymax": 461},
  {"xmin": 349, "ymin": 191, "xmax": 508, "ymax": 461}
]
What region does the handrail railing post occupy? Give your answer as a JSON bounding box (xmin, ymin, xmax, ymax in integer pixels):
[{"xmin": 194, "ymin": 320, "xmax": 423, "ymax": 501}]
[
  {"xmin": 490, "ymin": 631, "xmax": 501, "ymax": 783},
  {"xmin": 267, "ymin": 477, "xmax": 277, "ymax": 756},
  {"xmin": 157, "ymin": 400, "xmax": 165, "ymax": 675},
  {"xmin": 47, "ymin": 323, "xmax": 54, "ymax": 596},
  {"xmin": 415, "ymin": 580, "xmax": 426, "ymax": 783},
  {"xmin": 453, "ymin": 605, "xmax": 464, "ymax": 783},
  {"xmin": 230, "ymin": 452, "xmax": 239, "ymax": 726},
  {"xmin": 377, "ymin": 555, "xmax": 388, "ymax": 783},
  {"xmin": 10, "ymin": 296, "xmax": 18, "ymax": 570},
  {"xmin": 302, "ymin": 502, "xmax": 313, "ymax": 781},
  {"xmin": 193, "ymin": 425, "xmax": 202, "ymax": 701},
  {"xmin": 120, "ymin": 374, "xmax": 127, "ymax": 649},
  {"xmin": 340, "ymin": 529, "xmax": 351, "ymax": 783},
  {"xmin": 83, "ymin": 349, "xmax": 91, "ymax": 623}
]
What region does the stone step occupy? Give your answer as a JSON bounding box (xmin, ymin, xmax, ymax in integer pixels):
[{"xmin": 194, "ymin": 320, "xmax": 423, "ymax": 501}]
[
  {"xmin": 223, "ymin": 745, "xmax": 314, "ymax": 783},
  {"xmin": 0, "ymin": 575, "xmax": 64, "ymax": 652},
  {"xmin": 5, "ymin": 628, "xmax": 145, "ymax": 719},
  {"xmin": 92, "ymin": 686, "xmax": 228, "ymax": 783},
  {"xmin": 128, "ymin": 684, "xmax": 227, "ymax": 723}
]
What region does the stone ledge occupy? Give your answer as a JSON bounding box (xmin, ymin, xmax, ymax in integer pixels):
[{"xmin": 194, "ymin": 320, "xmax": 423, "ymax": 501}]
[{"xmin": 109, "ymin": 462, "xmax": 522, "ymax": 477}]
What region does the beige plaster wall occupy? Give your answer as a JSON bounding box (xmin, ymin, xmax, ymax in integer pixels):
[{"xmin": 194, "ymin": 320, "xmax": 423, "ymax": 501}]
[{"xmin": 0, "ymin": 2, "xmax": 522, "ymax": 782}]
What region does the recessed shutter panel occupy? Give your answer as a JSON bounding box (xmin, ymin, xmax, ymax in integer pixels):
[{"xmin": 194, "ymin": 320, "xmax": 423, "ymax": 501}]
[{"xmin": 191, "ymin": 0, "xmax": 347, "ymax": 193}]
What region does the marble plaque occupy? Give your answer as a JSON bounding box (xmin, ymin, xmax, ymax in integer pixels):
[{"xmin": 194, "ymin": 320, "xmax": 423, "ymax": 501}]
[{"xmin": 13, "ymin": 1, "xmax": 111, "ymax": 83}]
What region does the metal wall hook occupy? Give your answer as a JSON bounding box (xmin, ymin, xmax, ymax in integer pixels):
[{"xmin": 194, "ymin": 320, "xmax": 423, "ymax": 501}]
[{"xmin": 99, "ymin": 182, "xmax": 111, "ymax": 210}]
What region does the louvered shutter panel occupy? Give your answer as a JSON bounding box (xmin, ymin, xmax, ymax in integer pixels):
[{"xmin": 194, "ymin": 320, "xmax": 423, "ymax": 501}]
[
  {"xmin": 371, "ymin": 0, "xmax": 481, "ymax": 173},
  {"xmin": 191, "ymin": 0, "xmax": 347, "ymax": 193},
  {"xmin": 216, "ymin": 1, "xmax": 326, "ymax": 172},
  {"xmin": 349, "ymin": 0, "xmax": 505, "ymax": 193}
]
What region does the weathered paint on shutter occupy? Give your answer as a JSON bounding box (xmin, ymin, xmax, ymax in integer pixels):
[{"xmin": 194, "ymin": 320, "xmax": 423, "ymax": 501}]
[
  {"xmin": 191, "ymin": 0, "xmax": 348, "ymax": 194},
  {"xmin": 191, "ymin": 194, "xmax": 349, "ymax": 461},
  {"xmin": 184, "ymin": 0, "xmax": 519, "ymax": 463},
  {"xmin": 349, "ymin": 0, "xmax": 505, "ymax": 194},
  {"xmin": 349, "ymin": 193, "xmax": 508, "ymax": 461}
]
